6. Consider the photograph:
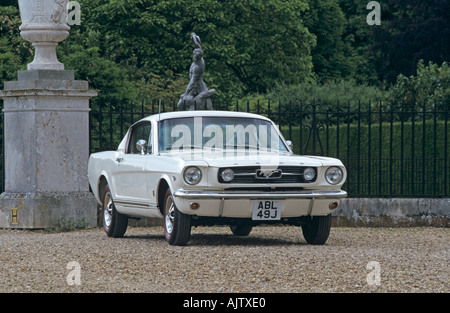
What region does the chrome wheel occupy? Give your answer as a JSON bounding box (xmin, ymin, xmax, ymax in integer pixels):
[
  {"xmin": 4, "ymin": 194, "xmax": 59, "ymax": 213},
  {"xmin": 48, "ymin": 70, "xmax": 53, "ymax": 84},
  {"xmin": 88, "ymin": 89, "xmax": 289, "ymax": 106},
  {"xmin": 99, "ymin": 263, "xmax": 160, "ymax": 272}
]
[
  {"xmin": 165, "ymin": 195, "xmax": 175, "ymax": 236},
  {"xmin": 163, "ymin": 189, "xmax": 191, "ymax": 246},
  {"xmin": 101, "ymin": 184, "xmax": 128, "ymax": 238},
  {"xmin": 103, "ymin": 191, "xmax": 113, "ymax": 228}
]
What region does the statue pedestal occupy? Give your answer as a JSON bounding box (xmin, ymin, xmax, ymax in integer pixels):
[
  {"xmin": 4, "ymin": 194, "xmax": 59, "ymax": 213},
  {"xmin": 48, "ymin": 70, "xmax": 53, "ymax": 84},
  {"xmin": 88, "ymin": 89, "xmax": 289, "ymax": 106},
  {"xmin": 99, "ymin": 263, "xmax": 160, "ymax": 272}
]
[{"xmin": 0, "ymin": 70, "xmax": 98, "ymax": 228}]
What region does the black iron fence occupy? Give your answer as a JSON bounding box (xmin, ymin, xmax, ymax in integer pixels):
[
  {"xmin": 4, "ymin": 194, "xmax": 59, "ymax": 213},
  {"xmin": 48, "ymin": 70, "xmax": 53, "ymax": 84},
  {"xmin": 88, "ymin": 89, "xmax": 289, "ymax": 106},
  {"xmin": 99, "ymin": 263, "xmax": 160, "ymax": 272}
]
[
  {"xmin": 88, "ymin": 99, "xmax": 449, "ymax": 198},
  {"xmin": 1, "ymin": 99, "xmax": 448, "ymax": 198}
]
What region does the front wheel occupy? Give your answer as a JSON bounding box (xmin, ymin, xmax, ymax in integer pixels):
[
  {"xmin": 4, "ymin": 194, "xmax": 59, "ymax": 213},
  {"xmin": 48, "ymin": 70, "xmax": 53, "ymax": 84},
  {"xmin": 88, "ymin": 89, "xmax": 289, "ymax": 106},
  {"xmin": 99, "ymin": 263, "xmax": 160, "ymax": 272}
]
[
  {"xmin": 302, "ymin": 214, "xmax": 331, "ymax": 245},
  {"xmin": 102, "ymin": 185, "xmax": 128, "ymax": 238},
  {"xmin": 163, "ymin": 189, "xmax": 191, "ymax": 246}
]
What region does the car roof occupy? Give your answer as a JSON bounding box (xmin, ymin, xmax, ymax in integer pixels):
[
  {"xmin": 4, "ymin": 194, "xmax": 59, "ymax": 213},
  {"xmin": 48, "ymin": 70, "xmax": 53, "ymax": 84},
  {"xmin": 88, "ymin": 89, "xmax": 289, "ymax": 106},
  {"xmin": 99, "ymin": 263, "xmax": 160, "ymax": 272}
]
[{"xmin": 136, "ymin": 110, "xmax": 272, "ymax": 123}]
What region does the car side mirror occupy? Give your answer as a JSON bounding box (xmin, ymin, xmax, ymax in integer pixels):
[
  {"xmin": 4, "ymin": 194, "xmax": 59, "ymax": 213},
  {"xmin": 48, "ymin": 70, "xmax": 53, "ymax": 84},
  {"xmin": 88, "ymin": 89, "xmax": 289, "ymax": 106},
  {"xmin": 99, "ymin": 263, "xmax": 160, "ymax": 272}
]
[
  {"xmin": 286, "ymin": 140, "xmax": 293, "ymax": 151},
  {"xmin": 136, "ymin": 139, "xmax": 147, "ymax": 155}
]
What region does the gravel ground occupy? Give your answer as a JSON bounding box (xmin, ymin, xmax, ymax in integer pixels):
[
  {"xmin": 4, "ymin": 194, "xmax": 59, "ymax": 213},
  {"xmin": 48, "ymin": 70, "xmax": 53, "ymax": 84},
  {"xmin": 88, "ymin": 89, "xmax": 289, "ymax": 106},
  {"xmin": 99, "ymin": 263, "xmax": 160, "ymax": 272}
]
[{"xmin": 0, "ymin": 226, "xmax": 448, "ymax": 293}]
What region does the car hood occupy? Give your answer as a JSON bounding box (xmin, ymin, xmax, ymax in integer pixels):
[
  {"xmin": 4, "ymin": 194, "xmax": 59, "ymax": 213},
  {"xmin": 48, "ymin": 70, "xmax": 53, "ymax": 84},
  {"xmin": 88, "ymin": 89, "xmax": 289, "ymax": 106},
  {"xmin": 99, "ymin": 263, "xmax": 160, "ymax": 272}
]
[{"xmin": 162, "ymin": 150, "xmax": 342, "ymax": 168}]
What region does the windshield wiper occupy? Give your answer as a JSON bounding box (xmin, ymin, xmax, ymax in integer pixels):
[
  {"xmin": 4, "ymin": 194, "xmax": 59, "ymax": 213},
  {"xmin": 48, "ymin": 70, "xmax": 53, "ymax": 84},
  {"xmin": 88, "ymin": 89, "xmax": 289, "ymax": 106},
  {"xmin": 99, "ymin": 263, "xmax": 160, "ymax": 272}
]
[{"xmin": 225, "ymin": 144, "xmax": 260, "ymax": 150}]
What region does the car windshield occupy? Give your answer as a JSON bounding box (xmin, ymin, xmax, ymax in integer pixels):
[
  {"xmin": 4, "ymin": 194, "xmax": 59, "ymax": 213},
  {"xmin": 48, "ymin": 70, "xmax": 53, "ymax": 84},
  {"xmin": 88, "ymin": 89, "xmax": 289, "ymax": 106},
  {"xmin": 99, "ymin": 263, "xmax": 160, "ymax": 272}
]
[{"xmin": 158, "ymin": 116, "xmax": 288, "ymax": 153}]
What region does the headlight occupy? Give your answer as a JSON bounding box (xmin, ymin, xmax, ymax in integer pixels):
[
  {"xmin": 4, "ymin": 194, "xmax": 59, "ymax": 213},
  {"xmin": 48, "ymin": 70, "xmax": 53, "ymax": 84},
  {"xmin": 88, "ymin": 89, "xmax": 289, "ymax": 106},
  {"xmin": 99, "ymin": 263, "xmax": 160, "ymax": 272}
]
[
  {"xmin": 325, "ymin": 167, "xmax": 344, "ymax": 185},
  {"xmin": 221, "ymin": 168, "xmax": 235, "ymax": 182},
  {"xmin": 184, "ymin": 166, "xmax": 202, "ymax": 185},
  {"xmin": 303, "ymin": 167, "xmax": 316, "ymax": 181}
]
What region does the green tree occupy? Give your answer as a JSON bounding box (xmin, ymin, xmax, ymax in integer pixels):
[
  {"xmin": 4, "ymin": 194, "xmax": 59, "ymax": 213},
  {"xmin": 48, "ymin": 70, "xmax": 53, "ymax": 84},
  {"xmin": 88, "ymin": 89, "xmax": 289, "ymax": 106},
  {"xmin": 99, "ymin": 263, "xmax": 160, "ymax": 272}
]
[
  {"xmin": 75, "ymin": 0, "xmax": 316, "ymax": 101},
  {"xmin": 370, "ymin": 0, "xmax": 450, "ymax": 84},
  {"xmin": 338, "ymin": 0, "xmax": 379, "ymax": 85},
  {"xmin": 58, "ymin": 29, "xmax": 138, "ymax": 104},
  {"xmin": 303, "ymin": 0, "xmax": 354, "ymax": 82},
  {"xmin": 0, "ymin": 5, "xmax": 32, "ymax": 88},
  {"xmin": 385, "ymin": 60, "xmax": 450, "ymax": 112}
]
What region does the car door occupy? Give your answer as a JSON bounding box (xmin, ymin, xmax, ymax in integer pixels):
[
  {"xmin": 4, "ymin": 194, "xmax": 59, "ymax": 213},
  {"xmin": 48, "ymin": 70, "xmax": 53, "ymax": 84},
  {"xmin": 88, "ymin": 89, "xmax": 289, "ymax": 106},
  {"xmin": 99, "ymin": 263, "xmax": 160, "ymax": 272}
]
[{"xmin": 112, "ymin": 121, "xmax": 152, "ymax": 209}]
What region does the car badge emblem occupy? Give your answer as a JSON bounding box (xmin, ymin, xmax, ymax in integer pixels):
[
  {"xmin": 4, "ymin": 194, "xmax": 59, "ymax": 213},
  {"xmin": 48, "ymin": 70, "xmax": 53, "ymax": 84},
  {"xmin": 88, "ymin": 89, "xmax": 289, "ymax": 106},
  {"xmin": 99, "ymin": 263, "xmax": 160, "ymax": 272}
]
[{"xmin": 256, "ymin": 169, "xmax": 282, "ymax": 179}]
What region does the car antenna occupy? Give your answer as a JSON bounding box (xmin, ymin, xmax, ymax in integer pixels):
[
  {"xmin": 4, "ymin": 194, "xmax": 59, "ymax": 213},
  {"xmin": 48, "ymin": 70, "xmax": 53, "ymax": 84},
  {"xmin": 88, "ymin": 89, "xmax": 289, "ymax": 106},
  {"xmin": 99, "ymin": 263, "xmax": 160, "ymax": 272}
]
[{"xmin": 158, "ymin": 99, "xmax": 161, "ymax": 155}]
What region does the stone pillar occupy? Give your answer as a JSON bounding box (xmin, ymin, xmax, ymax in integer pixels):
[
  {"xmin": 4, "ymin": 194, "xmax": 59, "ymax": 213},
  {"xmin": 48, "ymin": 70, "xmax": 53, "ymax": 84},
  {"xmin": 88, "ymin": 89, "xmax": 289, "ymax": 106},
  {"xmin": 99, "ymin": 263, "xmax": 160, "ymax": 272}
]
[
  {"xmin": 0, "ymin": 70, "xmax": 98, "ymax": 228},
  {"xmin": 0, "ymin": 0, "xmax": 98, "ymax": 228}
]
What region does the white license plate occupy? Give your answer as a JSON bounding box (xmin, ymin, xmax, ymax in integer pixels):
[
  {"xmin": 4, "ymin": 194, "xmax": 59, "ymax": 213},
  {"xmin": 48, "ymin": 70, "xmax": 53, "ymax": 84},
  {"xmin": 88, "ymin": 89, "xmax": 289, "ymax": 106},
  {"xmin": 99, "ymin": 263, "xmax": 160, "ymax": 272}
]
[{"xmin": 252, "ymin": 200, "xmax": 282, "ymax": 220}]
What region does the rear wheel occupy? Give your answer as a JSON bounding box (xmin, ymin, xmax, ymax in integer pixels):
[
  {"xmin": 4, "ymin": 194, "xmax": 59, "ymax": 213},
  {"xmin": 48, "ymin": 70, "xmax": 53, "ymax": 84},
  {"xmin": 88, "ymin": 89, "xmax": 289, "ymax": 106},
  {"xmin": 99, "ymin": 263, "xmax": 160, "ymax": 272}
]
[
  {"xmin": 163, "ymin": 189, "xmax": 191, "ymax": 246},
  {"xmin": 230, "ymin": 225, "xmax": 253, "ymax": 236},
  {"xmin": 302, "ymin": 214, "xmax": 331, "ymax": 245},
  {"xmin": 102, "ymin": 185, "xmax": 128, "ymax": 238}
]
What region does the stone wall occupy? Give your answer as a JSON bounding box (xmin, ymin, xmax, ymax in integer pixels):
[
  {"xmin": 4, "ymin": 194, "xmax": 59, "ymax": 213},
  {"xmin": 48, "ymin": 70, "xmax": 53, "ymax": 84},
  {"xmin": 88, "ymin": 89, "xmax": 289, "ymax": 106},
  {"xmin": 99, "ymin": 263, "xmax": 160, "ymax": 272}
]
[{"xmin": 332, "ymin": 198, "xmax": 450, "ymax": 227}]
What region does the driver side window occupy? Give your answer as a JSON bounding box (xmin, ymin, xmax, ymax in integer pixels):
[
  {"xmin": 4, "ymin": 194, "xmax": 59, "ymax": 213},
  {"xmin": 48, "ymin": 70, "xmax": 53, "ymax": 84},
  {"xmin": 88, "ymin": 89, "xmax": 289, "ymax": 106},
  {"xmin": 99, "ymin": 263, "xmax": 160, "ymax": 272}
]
[{"xmin": 127, "ymin": 122, "xmax": 152, "ymax": 154}]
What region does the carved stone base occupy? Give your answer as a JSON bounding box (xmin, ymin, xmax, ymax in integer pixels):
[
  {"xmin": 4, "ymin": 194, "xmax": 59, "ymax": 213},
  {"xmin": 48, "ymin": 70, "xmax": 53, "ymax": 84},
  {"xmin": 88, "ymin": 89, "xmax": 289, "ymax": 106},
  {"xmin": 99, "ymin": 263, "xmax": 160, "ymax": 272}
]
[{"xmin": 0, "ymin": 192, "xmax": 97, "ymax": 229}]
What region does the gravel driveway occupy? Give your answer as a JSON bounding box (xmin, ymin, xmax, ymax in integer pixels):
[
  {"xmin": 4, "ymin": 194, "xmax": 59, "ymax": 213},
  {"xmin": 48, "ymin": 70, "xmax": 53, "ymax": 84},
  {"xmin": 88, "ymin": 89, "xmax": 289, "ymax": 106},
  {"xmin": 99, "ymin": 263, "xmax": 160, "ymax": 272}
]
[{"xmin": 0, "ymin": 226, "xmax": 448, "ymax": 293}]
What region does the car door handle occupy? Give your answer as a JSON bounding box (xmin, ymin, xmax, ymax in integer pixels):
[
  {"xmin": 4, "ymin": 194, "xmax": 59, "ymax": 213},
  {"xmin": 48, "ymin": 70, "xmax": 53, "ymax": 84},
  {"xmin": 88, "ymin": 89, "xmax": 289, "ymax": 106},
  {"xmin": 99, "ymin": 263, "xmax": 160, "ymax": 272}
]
[{"xmin": 115, "ymin": 157, "xmax": 124, "ymax": 163}]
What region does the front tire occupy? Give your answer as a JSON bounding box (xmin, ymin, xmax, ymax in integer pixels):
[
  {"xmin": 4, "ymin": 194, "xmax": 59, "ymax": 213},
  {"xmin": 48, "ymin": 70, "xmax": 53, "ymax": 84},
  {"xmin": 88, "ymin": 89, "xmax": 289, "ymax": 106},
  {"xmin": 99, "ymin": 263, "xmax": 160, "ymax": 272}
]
[
  {"xmin": 163, "ymin": 189, "xmax": 191, "ymax": 246},
  {"xmin": 102, "ymin": 185, "xmax": 128, "ymax": 238},
  {"xmin": 302, "ymin": 214, "xmax": 331, "ymax": 245}
]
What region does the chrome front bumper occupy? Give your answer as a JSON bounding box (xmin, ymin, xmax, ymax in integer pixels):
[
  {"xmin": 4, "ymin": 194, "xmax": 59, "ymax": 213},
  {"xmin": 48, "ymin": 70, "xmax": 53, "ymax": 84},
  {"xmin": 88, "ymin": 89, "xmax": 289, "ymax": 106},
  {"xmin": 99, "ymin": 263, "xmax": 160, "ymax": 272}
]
[{"xmin": 173, "ymin": 189, "xmax": 347, "ymax": 200}]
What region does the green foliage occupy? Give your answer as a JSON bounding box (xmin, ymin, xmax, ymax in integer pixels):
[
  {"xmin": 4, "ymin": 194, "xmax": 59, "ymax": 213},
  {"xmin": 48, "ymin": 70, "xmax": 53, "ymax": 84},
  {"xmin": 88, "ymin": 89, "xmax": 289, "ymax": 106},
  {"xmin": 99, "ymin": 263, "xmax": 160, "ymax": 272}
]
[
  {"xmin": 267, "ymin": 80, "xmax": 384, "ymax": 111},
  {"xmin": 59, "ymin": 33, "xmax": 138, "ymax": 104},
  {"xmin": 0, "ymin": 37, "xmax": 20, "ymax": 88},
  {"xmin": 303, "ymin": 0, "xmax": 353, "ymax": 82},
  {"xmin": 136, "ymin": 71, "xmax": 189, "ymax": 103},
  {"xmin": 370, "ymin": 0, "xmax": 450, "ymax": 84},
  {"xmin": 338, "ymin": 0, "xmax": 379, "ymax": 85},
  {"xmin": 75, "ymin": 0, "xmax": 315, "ymax": 102},
  {"xmin": 2, "ymin": 0, "xmax": 447, "ymax": 105},
  {"xmin": 0, "ymin": 6, "xmax": 32, "ymax": 88},
  {"xmin": 385, "ymin": 60, "xmax": 450, "ymax": 111}
]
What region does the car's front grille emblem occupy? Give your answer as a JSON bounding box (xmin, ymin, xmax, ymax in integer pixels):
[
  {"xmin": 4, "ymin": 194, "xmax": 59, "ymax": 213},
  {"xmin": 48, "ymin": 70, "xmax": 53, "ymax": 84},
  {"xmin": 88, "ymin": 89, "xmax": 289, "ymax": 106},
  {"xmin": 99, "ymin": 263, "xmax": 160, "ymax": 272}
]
[{"xmin": 255, "ymin": 169, "xmax": 282, "ymax": 179}]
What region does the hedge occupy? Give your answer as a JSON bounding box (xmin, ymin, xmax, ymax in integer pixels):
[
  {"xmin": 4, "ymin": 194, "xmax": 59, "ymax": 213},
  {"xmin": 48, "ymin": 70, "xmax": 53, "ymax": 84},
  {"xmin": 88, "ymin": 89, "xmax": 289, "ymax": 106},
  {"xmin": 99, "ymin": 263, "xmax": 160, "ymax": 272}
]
[{"xmin": 280, "ymin": 121, "xmax": 449, "ymax": 197}]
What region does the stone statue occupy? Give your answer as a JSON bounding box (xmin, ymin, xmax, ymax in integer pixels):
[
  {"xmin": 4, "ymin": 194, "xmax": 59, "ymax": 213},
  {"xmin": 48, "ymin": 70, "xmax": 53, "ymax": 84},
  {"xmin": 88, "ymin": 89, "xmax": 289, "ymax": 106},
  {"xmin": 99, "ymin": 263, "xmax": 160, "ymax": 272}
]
[
  {"xmin": 51, "ymin": 0, "xmax": 68, "ymax": 24},
  {"xmin": 177, "ymin": 33, "xmax": 215, "ymax": 111}
]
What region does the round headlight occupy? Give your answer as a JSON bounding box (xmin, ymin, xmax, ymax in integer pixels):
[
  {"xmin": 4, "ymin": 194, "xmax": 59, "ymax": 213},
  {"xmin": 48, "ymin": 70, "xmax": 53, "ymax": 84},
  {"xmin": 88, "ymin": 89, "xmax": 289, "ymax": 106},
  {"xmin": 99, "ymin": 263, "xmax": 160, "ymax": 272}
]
[
  {"xmin": 303, "ymin": 167, "xmax": 316, "ymax": 181},
  {"xmin": 325, "ymin": 167, "xmax": 344, "ymax": 185},
  {"xmin": 221, "ymin": 168, "xmax": 235, "ymax": 182},
  {"xmin": 184, "ymin": 166, "xmax": 202, "ymax": 185}
]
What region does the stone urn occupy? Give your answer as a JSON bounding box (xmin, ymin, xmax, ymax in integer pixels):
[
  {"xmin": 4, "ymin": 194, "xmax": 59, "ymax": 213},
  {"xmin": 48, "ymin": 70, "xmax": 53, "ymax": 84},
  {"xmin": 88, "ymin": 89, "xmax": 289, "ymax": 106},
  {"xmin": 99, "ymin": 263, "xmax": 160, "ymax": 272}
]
[{"xmin": 18, "ymin": 0, "xmax": 70, "ymax": 70}]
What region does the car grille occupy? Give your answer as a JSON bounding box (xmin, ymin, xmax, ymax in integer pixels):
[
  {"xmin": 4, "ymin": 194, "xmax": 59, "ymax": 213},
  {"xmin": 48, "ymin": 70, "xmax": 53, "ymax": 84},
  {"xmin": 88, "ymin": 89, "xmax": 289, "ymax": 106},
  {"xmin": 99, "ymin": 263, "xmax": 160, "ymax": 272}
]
[{"xmin": 218, "ymin": 166, "xmax": 317, "ymax": 184}]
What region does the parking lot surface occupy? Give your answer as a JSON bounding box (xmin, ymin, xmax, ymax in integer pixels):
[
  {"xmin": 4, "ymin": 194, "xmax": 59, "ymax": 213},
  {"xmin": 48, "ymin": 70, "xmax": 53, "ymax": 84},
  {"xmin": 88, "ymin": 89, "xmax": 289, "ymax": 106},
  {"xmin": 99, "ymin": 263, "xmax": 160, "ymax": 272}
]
[{"xmin": 0, "ymin": 226, "xmax": 448, "ymax": 293}]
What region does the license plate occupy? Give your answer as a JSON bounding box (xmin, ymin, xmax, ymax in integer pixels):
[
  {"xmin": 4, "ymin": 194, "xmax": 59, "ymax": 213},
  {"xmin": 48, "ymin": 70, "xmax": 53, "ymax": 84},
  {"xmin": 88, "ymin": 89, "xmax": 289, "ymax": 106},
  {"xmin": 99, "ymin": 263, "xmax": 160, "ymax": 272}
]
[{"xmin": 252, "ymin": 200, "xmax": 282, "ymax": 220}]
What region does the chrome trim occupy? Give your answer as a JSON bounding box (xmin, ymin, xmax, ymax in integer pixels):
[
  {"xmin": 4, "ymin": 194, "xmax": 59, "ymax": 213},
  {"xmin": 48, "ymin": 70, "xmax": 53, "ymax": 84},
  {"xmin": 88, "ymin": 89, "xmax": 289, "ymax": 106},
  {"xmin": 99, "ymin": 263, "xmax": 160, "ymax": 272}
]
[
  {"xmin": 173, "ymin": 189, "xmax": 347, "ymax": 200},
  {"xmin": 218, "ymin": 198, "xmax": 225, "ymax": 216},
  {"xmin": 307, "ymin": 198, "xmax": 315, "ymax": 215},
  {"xmin": 114, "ymin": 200, "xmax": 158, "ymax": 210}
]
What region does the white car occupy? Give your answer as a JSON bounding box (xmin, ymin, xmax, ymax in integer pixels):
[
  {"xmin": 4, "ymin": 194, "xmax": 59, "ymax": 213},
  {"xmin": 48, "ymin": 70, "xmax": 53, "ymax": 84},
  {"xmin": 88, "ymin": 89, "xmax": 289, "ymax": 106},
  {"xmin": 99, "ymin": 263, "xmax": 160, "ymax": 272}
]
[{"xmin": 88, "ymin": 111, "xmax": 347, "ymax": 245}]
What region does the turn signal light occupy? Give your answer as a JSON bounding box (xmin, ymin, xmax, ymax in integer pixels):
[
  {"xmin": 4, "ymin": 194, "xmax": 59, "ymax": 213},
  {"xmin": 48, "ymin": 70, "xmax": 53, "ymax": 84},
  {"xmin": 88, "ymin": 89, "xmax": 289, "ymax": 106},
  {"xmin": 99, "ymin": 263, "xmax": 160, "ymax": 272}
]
[
  {"xmin": 190, "ymin": 202, "xmax": 200, "ymax": 210},
  {"xmin": 329, "ymin": 201, "xmax": 339, "ymax": 210}
]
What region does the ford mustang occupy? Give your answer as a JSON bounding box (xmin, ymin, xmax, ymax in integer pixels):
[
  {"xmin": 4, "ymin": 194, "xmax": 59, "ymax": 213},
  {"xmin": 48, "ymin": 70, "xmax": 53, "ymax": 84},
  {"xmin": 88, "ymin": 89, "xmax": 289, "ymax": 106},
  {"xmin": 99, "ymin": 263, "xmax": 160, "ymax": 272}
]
[{"xmin": 88, "ymin": 111, "xmax": 347, "ymax": 245}]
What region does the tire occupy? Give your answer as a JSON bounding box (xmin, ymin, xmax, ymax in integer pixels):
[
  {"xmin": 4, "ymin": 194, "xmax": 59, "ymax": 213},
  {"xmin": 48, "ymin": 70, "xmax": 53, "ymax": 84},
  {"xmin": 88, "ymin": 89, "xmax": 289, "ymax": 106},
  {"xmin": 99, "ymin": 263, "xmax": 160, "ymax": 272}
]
[
  {"xmin": 102, "ymin": 185, "xmax": 128, "ymax": 238},
  {"xmin": 302, "ymin": 214, "xmax": 331, "ymax": 245},
  {"xmin": 163, "ymin": 189, "xmax": 191, "ymax": 246},
  {"xmin": 230, "ymin": 225, "xmax": 253, "ymax": 236}
]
